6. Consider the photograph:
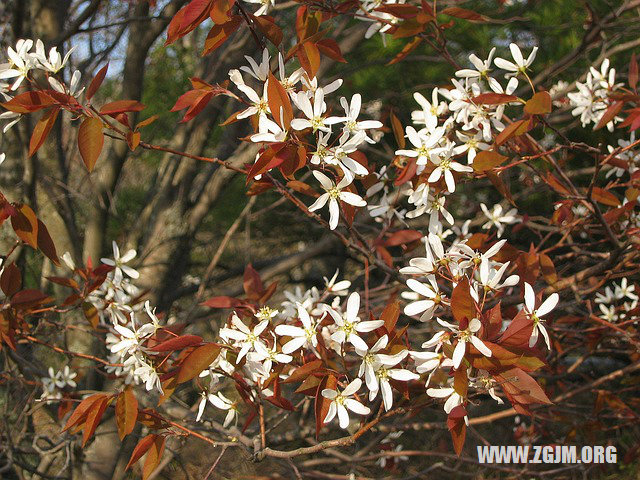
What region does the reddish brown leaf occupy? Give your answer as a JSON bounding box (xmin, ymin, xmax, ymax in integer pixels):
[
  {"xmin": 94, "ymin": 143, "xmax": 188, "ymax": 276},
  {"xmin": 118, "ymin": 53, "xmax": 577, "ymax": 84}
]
[
  {"xmin": 82, "ymin": 395, "xmax": 110, "ymax": 447},
  {"xmin": 11, "ymin": 204, "xmax": 38, "ymax": 248},
  {"xmin": 87, "ymin": 63, "xmax": 109, "ymax": 101},
  {"xmin": 267, "ymin": 73, "xmax": 293, "ymax": 129},
  {"xmin": 142, "ymin": 435, "xmax": 166, "ymax": 480},
  {"xmin": 176, "ymin": 343, "xmax": 221, "ymax": 384},
  {"xmin": 471, "ymin": 93, "xmax": 518, "ymax": 105},
  {"xmin": 539, "ymin": 254, "xmax": 557, "ymax": 285},
  {"xmin": 595, "ymin": 101, "xmax": 624, "ymax": 130},
  {"xmin": 298, "ymin": 42, "xmax": 321, "ymax": 78},
  {"xmin": 384, "ymin": 229, "xmax": 423, "ymax": 246},
  {"xmin": 29, "ymin": 108, "xmax": 60, "ymax": 157},
  {"xmin": 126, "ymin": 434, "xmax": 158, "ymax": 471},
  {"xmin": 524, "ymin": 91, "xmax": 552, "ymax": 115},
  {"xmin": 381, "ymin": 300, "xmax": 401, "ymax": 333},
  {"xmin": 36, "ymin": 219, "xmax": 59, "ymax": 265},
  {"xmin": 390, "ymin": 111, "xmax": 405, "ymax": 149},
  {"xmin": 388, "ymin": 37, "xmax": 422, "ymax": 65},
  {"xmin": 315, "ymin": 375, "xmax": 337, "ymax": 438},
  {"xmin": 201, "ymin": 295, "xmax": 243, "ymax": 308},
  {"xmin": 202, "ymin": 17, "xmax": 242, "ymax": 55},
  {"xmin": 451, "ymin": 278, "xmax": 475, "ymax": 324},
  {"xmin": 630, "ymin": 53, "xmax": 638, "ymax": 91},
  {"xmin": 286, "ymin": 180, "xmax": 318, "ymax": 197},
  {"xmin": 99, "ymin": 100, "xmax": 146, "ymax": 115},
  {"xmin": 447, "ymin": 405, "xmax": 467, "ymax": 456},
  {"xmin": 116, "ymin": 387, "xmax": 138, "ymax": 440},
  {"xmin": 316, "ymin": 38, "xmax": 346, "ymax": 63},
  {"xmin": 472, "ymin": 150, "xmax": 507, "ymax": 171},
  {"xmin": 152, "ymin": 334, "xmax": 203, "ymax": 352},
  {"xmin": 62, "ymin": 394, "xmax": 105, "ymax": 433},
  {"xmin": 243, "ymin": 263, "xmax": 264, "ymax": 299},
  {"xmin": 495, "ymin": 119, "xmax": 528, "ymax": 146},
  {"xmin": 442, "ymin": 6, "xmax": 488, "ymax": 22},
  {"xmin": 0, "ymin": 90, "xmax": 57, "ymax": 113},
  {"xmin": 78, "ymin": 117, "xmax": 104, "ymax": 172},
  {"xmin": 251, "ymin": 15, "xmax": 283, "ymax": 46},
  {"xmin": 0, "ymin": 263, "xmax": 21, "ymax": 297},
  {"xmin": 284, "ymin": 360, "xmax": 323, "ymax": 384},
  {"xmin": 592, "ymin": 187, "xmax": 621, "ymax": 207}
]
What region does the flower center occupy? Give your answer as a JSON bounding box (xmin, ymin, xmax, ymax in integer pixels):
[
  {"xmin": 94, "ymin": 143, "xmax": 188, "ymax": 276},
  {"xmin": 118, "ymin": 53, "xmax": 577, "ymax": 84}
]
[{"xmin": 328, "ymin": 187, "xmax": 341, "ymax": 199}]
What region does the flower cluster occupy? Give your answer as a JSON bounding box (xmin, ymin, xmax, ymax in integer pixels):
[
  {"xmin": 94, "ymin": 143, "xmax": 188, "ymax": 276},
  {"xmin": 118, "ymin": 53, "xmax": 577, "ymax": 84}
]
[
  {"xmin": 40, "ymin": 366, "xmax": 77, "ymax": 401},
  {"xmin": 228, "ymin": 49, "xmax": 383, "ymax": 230},
  {"xmin": 595, "ymin": 278, "xmax": 638, "ymax": 322},
  {"xmin": 567, "ymin": 58, "xmax": 622, "ymax": 131}
]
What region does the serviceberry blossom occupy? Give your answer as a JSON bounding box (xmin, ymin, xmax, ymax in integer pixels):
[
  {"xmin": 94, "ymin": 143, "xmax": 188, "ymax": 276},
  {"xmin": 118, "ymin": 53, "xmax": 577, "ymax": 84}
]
[
  {"xmin": 480, "ymin": 203, "xmax": 519, "ymax": 237},
  {"xmin": 308, "ymin": 171, "xmax": 366, "ymax": 230},
  {"xmin": 403, "ymin": 276, "xmax": 441, "ymax": 321},
  {"xmin": 274, "ymin": 303, "xmax": 319, "ymax": 353},
  {"xmin": 339, "ymin": 93, "xmax": 383, "ymax": 142},
  {"xmin": 208, "ymin": 392, "xmax": 238, "ymax": 427},
  {"xmin": 493, "ymin": 43, "xmax": 538, "ymax": 77},
  {"xmin": 322, "ymin": 378, "xmax": 371, "ymax": 429},
  {"xmin": 326, "ymin": 292, "xmax": 384, "ymax": 350},
  {"xmin": 428, "ymin": 146, "xmax": 473, "ymax": 193},
  {"xmin": 523, "ymin": 282, "xmax": 559, "ymax": 349},
  {"xmin": 437, "ymin": 318, "xmax": 493, "ymax": 369},
  {"xmin": 219, "ymin": 314, "xmax": 269, "ymax": 361},
  {"xmin": 101, "ymin": 241, "xmax": 140, "ymax": 281},
  {"xmin": 427, "ymin": 385, "xmax": 466, "ymax": 418},
  {"xmin": 291, "ymin": 88, "xmax": 343, "ymax": 133}
]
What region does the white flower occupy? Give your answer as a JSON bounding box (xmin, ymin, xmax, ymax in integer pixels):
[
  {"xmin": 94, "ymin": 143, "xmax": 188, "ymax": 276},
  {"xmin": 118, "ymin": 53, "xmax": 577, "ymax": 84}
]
[
  {"xmin": 134, "ymin": 361, "xmax": 163, "ymax": 394},
  {"xmin": 322, "ymin": 378, "xmax": 371, "ymax": 429},
  {"xmin": 480, "ymin": 203, "xmax": 518, "ymax": 237},
  {"xmin": 614, "ymin": 278, "xmax": 638, "ymax": 301},
  {"xmin": 478, "ymin": 259, "xmax": 519, "ymax": 292},
  {"xmin": 101, "ymin": 241, "xmax": 139, "ymax": 281},
  {"xmin": 252, "ymin": 338, "xmax": 293, "ymax": 373},
  {"xmin": 236, "ymin": 82, "xmax": 270, "ymax": 119},
  {"xmin": 323, "ymin": 269, "xmax": 351, "ymax": 296},
  {"xmin": 403, "ymin": 276, "xmax": 440, "ymax": 321},
  {"xmin": 277, "ymin": 53, "xmax": 303, "ymax": 93},
  {"xmin": 219, "ymin": 314, "xmax": 269, "ymax": 362},
  {"xmin": 493, "ymin": 43, "xmax": 538, "ymax": 77},
  {"xmin": 323, "ymin": 131, "xmax": 370, "ymax": 177},
  {"xmin": 364, "ymin": 349, "xmax": 418, "ymax": 411},
  {"xmin": 208, "ymin": 392, "xmax": 238, "ymax": 427},
  {"xmin": 411, "ymin": 89, "xmax": 446, "ymax": 130},
  {"xmin": 523, "ymin": 282, "xmax": 558, "ymax": 349},
  {"xmin": 109, "ymin": 323, "xmax": 143, "ymax": 357},
  {"xmin": 291, "ymin": 88, "xmax": 344, "ymax": 132},
  {"xmin": 244, "ymin": 0, "xmax": 275, "ymax": 16},
  {"xmin": 250, "ymin": 115, "xmax": 286, "ymax": 143},
  {"xmin": 255, "ymin": 306, "xmax": 279, "ymax": 322},
  {"xmin": 326, "ymin": 292, "xmax": 384, "ymax": 350},
  {"xmin": 308, "ymin": 171, "xmax": 366, "ymax": 230},
  {"xmin": 455, "ymin": 47, "xmax": 496, "ymax": 80},
  {"xmin": 34, "ymin": 40, "xmax": 74, "ymax": 73},
  {"xmin": 437, "ymin": 318, "xmax": 493, "ymax": 369},
  {"xmin": 452, "ymin": 131, "xmax": 490, "ymax": 164},
  {"xmin": 240, "ymin": 49, "xmax": 270, "ymax": 82},
  {"xmin": 426, "ymin": 386, "xmax": 465, "ymax": 418},
  {"xmin": 395, "ymin": 126, "xmax": 445, "ymax": 166},
  {"xmin": 0, "ymin": 39, "xmax": 36, "ymax": 90},
  {"xmin": 274, "ymin": 303, "xmax": 318, "ymax": 354},
  {"xmin": 427, "ymin": 147, "xmax": 473, "ymax": 193},
  {"xmin": 138, "ymin": 301, "xmax": 162, "ymax": 337},
  {"xmin": 56, "ymin": 365, "xmax": 77, "ymax": 389},
  {"xmin": 339, "ymin": 93, "xmax": 383, "ymax": 142}
]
